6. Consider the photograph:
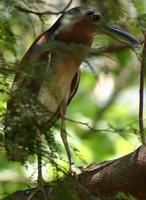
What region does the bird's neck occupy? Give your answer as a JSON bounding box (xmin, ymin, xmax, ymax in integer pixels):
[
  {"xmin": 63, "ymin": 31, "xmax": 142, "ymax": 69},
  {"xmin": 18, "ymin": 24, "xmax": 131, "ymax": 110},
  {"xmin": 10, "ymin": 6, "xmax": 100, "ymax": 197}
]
[{"xmin": 57, "ymin": 28, "xmax": 94, "ymax": 47}]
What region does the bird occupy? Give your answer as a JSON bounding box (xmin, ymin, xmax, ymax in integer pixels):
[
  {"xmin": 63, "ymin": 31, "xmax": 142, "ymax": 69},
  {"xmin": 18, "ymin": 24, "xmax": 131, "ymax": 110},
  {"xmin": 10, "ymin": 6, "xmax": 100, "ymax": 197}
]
[{"xmin": 4, "ymin": 6, "xmax": 139, "ymax": 181}]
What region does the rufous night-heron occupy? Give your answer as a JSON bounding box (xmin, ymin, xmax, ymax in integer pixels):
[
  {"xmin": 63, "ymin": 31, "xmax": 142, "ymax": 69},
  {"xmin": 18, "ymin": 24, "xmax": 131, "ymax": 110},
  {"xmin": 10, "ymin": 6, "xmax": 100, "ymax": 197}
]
[{"xmin": 5, "ymin": 6, "xmax": 139, "ymax": 180}]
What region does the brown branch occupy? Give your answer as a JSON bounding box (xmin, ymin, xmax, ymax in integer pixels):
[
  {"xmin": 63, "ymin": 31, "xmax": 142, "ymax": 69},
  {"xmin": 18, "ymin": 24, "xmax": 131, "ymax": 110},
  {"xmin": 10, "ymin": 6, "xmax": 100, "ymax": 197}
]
[
  {"xmin": 3, "ymin": 145, "xmax": 146, "ymax": 200},
  {"xmin": 15, "ymin": 0, "xmax": 73, "ymax": 16},
  {"xmin": 63, "ymin": 116, "xmax": 113, "ymax": 132},
  {"xmin": 63, "ymin": 116, "xmax": 138, "ymax": 135}
]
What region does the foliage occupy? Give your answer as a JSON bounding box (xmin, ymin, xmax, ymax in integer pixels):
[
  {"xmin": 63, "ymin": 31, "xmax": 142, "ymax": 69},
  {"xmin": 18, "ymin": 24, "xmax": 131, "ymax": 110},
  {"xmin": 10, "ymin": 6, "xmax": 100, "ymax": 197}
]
[{"xmin": 0, "ymin": 0, "xmax": 145, "ymax": 199}]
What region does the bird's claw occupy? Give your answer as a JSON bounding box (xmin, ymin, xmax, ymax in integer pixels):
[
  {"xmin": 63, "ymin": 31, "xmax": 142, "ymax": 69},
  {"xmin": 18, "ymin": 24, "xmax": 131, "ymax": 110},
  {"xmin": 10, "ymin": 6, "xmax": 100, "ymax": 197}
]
[{"xmin": 70, "ymin": 164, "xmax": 82, "ymax": 178}]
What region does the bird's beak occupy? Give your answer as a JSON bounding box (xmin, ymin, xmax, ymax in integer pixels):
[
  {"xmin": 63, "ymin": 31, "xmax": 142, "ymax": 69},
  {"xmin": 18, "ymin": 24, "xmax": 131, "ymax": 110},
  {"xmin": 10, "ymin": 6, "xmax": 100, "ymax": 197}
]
[{"xmin": 106, "ymin": 24, "xmax": 140, "ymax": 45}]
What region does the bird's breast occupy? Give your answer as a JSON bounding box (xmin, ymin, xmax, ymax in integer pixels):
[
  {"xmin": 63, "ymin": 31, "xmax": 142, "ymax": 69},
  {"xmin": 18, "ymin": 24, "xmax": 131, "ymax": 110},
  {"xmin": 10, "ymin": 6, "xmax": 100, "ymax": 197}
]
[{"xmin": 38, "ymin": 47, "xmax": 87, "ymax": 113}]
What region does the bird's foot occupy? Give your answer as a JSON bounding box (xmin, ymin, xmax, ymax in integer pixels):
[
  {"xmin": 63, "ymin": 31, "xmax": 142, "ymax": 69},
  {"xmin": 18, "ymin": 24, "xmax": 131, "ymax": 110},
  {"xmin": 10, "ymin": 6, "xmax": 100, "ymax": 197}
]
[{"xmin": 69, "ymin": 164, "xmax": 82, "ymax": 178}]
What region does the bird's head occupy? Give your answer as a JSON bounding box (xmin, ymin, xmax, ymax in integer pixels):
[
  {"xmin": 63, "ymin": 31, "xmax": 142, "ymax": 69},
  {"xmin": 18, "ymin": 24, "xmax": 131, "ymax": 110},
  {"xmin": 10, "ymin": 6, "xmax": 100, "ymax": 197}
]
[{"xmin": 57, "ymin": 6, "xmax": 139, "ymax": 46}]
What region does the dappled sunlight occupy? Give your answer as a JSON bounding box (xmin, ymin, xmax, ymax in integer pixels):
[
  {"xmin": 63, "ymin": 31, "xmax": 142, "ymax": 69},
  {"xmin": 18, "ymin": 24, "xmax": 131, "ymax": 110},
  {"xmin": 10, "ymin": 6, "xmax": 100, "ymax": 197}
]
[{"xmin": 94, "ymin": 73, "xmax": 114, "ymax": 104}]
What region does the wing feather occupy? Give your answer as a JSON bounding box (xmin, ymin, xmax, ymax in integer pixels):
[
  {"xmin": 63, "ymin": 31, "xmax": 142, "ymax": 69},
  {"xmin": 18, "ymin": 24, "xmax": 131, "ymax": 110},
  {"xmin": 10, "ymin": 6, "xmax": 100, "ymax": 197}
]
[{"xmin": 5, "ymin": 30, "xmax": 53, "ymax": 161}]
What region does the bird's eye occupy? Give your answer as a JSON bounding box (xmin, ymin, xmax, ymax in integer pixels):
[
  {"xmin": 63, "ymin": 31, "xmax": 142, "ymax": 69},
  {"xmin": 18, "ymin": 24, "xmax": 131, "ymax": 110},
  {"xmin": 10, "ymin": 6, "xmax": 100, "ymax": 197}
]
[{"xmin": 92, "ymin": 13, "xmax": 101, "ymax": 22}]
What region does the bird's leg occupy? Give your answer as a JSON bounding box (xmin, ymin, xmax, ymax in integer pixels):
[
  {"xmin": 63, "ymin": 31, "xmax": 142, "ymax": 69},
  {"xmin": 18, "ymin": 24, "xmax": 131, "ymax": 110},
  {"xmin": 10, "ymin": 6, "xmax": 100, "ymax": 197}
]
[{"xmin": 60, "ymin": 98, "xmax": 79, "ymax": 175}]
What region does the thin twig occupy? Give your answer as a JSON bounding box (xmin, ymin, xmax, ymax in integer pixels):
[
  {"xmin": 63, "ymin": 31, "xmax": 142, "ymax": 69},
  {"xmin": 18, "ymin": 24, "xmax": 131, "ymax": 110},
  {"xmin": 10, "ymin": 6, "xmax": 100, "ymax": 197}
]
[
  {"xmin": 139, "ymin": 35, "xmax": 146, "ymax": 144},
  {"xmin": 134, "ymin": 11, "xmax": 146, "ymax": 144},
  {"xmin": 62, "ymin": 115, "xmax": 126, "ymax": 133}
]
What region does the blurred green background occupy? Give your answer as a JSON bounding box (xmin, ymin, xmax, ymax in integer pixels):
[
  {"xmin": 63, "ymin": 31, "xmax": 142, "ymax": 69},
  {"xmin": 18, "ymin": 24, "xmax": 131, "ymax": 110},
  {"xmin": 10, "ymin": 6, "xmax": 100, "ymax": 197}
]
[{"xmin": 0, "ymin": 0, "xmax": 145, "ymax": 198}]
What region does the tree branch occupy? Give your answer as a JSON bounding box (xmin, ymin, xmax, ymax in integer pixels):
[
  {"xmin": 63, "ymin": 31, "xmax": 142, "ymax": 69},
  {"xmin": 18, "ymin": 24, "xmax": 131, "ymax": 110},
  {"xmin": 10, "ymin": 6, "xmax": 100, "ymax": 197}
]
[{"xmin": 3, "ymin": 145, "xmax": 146, "ymax": 200}]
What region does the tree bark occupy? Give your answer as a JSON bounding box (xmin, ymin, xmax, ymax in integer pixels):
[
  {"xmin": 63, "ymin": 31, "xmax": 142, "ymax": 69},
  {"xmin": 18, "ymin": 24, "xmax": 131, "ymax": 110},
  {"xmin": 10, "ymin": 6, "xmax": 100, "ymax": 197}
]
[{"xmin": 3, "ymin": 145, "xmax": 146, "ymax": 200}]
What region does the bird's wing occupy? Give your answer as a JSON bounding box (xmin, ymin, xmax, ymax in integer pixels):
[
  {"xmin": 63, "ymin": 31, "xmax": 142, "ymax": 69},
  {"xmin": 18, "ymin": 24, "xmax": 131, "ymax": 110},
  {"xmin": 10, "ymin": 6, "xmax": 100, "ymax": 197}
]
[
  {"xmin": 6, "ymin": 29, "xmax": 55, "ymax": 118},
  {"xmin": 5, "ymin": 30, "xmax": 55, "ymax": 161},
  {"xmin": 5, "ymin": 17, "xmax": 81, "ymax": 161},
  {"xmin": 11, "ymin": 31, "xmax": 52, "ymax": 96},
  {"xmin": 10, "ymin": 15, "xmax": 62, "ymax": 97}
]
